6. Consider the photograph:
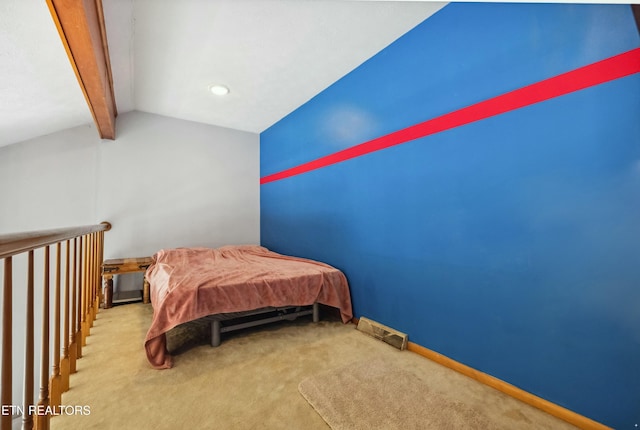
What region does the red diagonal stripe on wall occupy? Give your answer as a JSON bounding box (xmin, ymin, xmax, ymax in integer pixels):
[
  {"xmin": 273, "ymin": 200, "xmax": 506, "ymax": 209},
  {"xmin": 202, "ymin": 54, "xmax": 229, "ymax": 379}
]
[{"xmin": 261, "ymin": 47, "xmax": 640, "ymax": 185}]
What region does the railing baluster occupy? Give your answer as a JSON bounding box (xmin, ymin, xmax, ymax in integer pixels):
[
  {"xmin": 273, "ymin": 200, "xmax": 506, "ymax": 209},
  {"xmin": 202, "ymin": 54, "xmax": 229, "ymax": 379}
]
[
  {"xmin": 85, "ymin": 234, "xmax": 90, "ymax": 332},
  {"xmin": 76, "ymin": 237, "xmax": 84, "ymax": 358},
  {"xmin": 69, "ymin": 238, "xmax": 77, "ymax": 373},
  {"xmin": 49, "ymin": 244, "xmax": 62, "ymax": 409},
  {"xmin": 88, "ymin": 234, "xmax": 95, "ymax": 326},
  {"xmin": 2, "ymin": 257, "xmax": 13, "ymax": 430},
  {"xmin": 61, "ymin": 240, "xmax": 70, "ymax": 393},
  {"xmin": 92, "ymin": 233, "xmax": 98, "ymax": 322},
  {"xmin": 91, "ymin": 234, "xmax": 96, "ymax": 322},
  {"xmin": 35, "ymin": 246, "xmax": 50, "ymax": 430},
  {"xmin": 94, "ymin": 233, "xmax": 100, "ymax": 319},
  {"xmin": 0, "ymin": 222, "xmax": 110, "ymax": 429},
  {"xmin": 22, "ymin": 251, "xmax": 35, "ymax": 430},
  {"xmin": 88, "ymin": 233, "xmax": 92, "ymax": 330},
  {"xmin": 94, "ymin": 233, "xmax": 100, "ymax": 316},
  {"xmin": 98, "ymin": 232, "xmax": 104, "ymax": 308},
  {"xmin": 82, "ymin": 235, "xmax": 89, "ymax": 347}
]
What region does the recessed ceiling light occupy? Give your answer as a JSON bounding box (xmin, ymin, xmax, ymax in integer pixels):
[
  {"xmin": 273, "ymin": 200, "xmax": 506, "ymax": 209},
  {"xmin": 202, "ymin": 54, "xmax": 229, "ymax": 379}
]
[{"xmin": 208, "ymin": 84, "xmax": 230, "ymax": 96}]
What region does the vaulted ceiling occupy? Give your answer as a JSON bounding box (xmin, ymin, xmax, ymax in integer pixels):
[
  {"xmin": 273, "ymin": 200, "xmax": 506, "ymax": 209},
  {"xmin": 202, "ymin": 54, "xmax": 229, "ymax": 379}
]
[{"xmin": 0, "ymin": 0, "xmax": 447, "ymax": 148}]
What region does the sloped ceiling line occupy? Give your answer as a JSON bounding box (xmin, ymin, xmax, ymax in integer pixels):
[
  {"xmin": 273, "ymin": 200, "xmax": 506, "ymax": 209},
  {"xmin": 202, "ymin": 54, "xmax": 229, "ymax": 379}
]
[{"xmin": 46, "ymin": 0, "xmax": 117, "ymax": 140}]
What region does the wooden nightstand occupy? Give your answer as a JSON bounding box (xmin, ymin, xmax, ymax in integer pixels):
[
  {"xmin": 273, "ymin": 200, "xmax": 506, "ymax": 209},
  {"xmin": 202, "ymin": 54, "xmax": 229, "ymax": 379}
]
[{"xmin": 102, "ymin": 257, "xmax": 153, "ymax": 308}]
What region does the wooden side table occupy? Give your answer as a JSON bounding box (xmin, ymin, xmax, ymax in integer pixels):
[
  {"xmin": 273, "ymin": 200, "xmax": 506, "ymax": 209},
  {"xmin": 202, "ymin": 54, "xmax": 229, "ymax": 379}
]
[{"xmin": 102, "ymin": 257, "xmax": 153, "ymax": 308}]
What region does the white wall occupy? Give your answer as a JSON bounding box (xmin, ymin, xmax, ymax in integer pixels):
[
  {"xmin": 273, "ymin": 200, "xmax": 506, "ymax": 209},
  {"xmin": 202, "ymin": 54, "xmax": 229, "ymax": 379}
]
[
  {"xmin": 0, "ymin": 111, "xmax": 260, "ymax": 417},
  {"xmin": 98, "ymin": 111, "xmax": 260, "ymax": 257},
  {"xmin": 1, "ymin": 110, "xmax": 260, "ymax": 249},
  {"xmin": 0, "ymin": 123, "xmax": 99, "ymax": 232}
]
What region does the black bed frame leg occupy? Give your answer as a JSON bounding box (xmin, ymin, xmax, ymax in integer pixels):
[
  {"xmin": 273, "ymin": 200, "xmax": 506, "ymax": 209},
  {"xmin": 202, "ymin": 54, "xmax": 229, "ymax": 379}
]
[
  {"xmin": 312, "ymin": 303, "xmax": 320, "ymax": 323},
  {"xmin": 211, "ymin": 319, "xmax": 221, "ymax": 347}
]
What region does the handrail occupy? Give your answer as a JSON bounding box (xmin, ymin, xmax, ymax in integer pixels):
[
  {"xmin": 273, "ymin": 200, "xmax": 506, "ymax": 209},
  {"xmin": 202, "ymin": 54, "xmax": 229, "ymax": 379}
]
[
  {"xmin": 0, "ymin": 222, "xmax": 111, "ymax": 260},
  {"xmin": 1, "ymin": 222, "xmax": 110, "ymax": 430}
]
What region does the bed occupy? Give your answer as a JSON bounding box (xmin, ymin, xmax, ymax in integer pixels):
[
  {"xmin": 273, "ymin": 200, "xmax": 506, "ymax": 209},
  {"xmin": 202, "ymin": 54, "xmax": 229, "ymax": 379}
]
[{"xmin": 144, "ymin": 245, "xmax": 353, "ymax": 369}]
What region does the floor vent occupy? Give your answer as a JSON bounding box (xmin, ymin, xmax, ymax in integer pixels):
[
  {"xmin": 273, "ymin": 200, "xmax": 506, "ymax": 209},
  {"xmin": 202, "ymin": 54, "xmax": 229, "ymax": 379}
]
[{"xmin": 356, "ymin": 317, "xmax": 408, "ymax": 350}]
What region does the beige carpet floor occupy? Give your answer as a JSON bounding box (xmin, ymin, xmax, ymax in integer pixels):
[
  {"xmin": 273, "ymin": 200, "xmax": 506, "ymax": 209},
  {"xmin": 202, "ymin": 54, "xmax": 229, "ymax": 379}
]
[
  {"xmin": 299, "ymin": 358, "xmax": 494, "ymax": 429},
  {"xmin": 50, "ymin": 303, "xmax": 578, "ymax": 430}
]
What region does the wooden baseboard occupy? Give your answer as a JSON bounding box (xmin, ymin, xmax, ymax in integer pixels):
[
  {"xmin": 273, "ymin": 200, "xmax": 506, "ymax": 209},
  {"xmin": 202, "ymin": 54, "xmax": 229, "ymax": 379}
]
[
  {"xmin": 351, "ymin": 316, "xmax": 608, "ymax": 429},
  {"xmin": 407, "ymin": 342, "xmax": 611, "ymax": 430}
]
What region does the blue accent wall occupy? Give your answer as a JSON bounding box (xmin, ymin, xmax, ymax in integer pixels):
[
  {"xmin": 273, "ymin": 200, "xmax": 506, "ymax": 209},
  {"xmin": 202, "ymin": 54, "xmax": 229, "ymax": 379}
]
[{"xmin": 260, "ymin": 4, "xmax": 640, "ymax": 427}]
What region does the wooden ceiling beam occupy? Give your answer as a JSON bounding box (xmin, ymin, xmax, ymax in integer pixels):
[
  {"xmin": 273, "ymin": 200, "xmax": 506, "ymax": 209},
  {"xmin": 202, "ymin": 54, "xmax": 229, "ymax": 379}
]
[{"xmin": 46, "ymin": 0, "xmax": 117, "ymax": 140}]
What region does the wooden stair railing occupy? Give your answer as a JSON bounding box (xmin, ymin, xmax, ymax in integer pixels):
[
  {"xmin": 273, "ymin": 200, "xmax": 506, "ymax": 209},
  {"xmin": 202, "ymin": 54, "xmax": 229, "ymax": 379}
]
[{"xmin": 0, "ymin": 222, "xmax": 111, "ymax": 430}]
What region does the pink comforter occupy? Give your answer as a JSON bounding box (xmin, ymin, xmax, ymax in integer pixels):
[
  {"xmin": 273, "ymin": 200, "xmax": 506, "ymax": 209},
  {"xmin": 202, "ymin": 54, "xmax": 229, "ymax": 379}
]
[{"xmin": 144, "ymin": 245, "xmax": 353, "ymax": 369}]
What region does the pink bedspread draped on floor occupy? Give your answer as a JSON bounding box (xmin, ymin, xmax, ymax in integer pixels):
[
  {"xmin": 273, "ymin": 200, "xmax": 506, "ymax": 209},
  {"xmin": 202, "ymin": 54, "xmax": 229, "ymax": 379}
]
[{"xmin": 144, "ymin": 245, "xmax": 353, "ymax": 369}]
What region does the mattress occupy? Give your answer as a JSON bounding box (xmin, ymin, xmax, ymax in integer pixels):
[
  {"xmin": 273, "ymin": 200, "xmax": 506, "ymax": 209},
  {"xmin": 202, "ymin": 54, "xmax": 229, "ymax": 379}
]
[{"xmin": 144, "ymin": 245, "xmax": 353, "ymax": 369}]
